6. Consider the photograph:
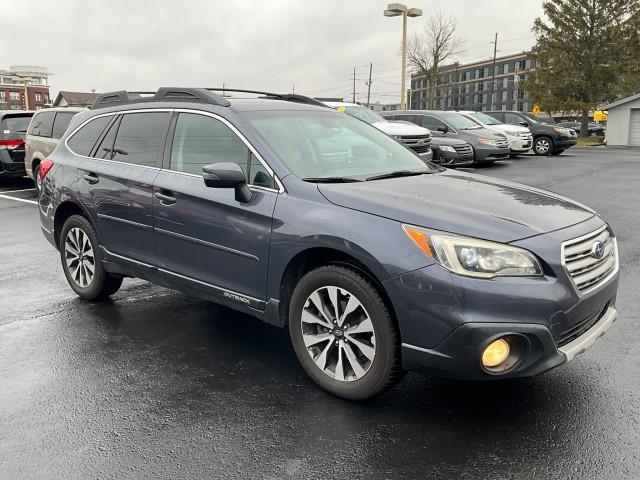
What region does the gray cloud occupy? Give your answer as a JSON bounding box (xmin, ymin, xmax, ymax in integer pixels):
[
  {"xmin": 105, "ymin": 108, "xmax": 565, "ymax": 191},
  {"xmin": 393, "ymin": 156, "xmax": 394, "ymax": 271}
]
[{"xmin": 2, "ymin": 0, "xmax": 543, "ymax": 104}]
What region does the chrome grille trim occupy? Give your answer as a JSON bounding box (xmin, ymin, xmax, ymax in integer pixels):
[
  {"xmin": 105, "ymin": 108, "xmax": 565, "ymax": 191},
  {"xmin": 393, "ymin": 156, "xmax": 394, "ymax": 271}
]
[
  {"xmin": 561, "ymin": 225, "xmax": 619, "ymax": 295},
  {"xmin": 452, "ymin": 144, "xmax": 473, "ymax": 156},
  {"xmin": 494, "ymin": 139, "xmax": 509, "ymax": 149}
]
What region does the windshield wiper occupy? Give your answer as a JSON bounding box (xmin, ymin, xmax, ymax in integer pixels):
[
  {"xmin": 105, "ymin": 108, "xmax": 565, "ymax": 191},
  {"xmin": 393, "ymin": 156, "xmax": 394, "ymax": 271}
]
[
  {"xmin": 366, "ymin": 170, "xmax": 429, "ymax": 181},
  {"xmin": 302, "ymin": 176, "xmax": 363, "ymax": 183}
]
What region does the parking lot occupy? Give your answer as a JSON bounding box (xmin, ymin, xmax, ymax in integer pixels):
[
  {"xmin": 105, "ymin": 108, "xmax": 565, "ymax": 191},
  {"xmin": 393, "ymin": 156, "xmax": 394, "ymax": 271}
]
[{"xmin": 1, "ymin": 147, "xmax": 639, "ymax": 479}]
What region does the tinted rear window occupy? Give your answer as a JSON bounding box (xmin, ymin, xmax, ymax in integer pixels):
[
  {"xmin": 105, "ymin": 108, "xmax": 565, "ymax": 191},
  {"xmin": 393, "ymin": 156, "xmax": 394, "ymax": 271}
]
[
  {"xmin": 67, "ymin": 116, "xmax": 111, "ymax": 156},
  {"xmin": 111, "ymin": 112, "xmax": 172, "ymax": 167},
  {"xmin": 51, "ymin": 112, "xmax": 77, "ymax": 139},
  {"xmin": 1, "ymin": 115, "xmax": 32, "ymax": 133},
  {"xmin": 29, "ymin": 111, "xmax": 56, "ymax": 137}
]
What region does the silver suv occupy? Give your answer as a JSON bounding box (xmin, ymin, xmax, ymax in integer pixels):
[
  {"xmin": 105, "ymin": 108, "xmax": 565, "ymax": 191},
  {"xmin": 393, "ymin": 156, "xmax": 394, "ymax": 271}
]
[{"xmin": 25, "ymin": 107, "xmax": 84, "ymax": 191}]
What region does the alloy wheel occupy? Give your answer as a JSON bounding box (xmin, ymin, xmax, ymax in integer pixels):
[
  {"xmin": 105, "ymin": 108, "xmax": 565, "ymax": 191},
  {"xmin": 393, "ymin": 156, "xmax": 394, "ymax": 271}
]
[
  {"xmin": 536, "ymin": 138, "xmax": 550, "ymax": 154},
  {"xmin": 300, "ymin": 286, "xmax": 376, "ymax": 382},
  {"xmin": 64, "ymin": 227, "xmax": 95, "ymax": 288}
]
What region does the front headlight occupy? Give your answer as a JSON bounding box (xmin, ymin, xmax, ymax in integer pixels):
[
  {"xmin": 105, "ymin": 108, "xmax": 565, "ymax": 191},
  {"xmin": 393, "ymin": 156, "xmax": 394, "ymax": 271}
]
[
  {"xmin": 402, "ymin": 225, "xmax": 543, "ymax": 278},
  {"xmin": 478, "ymin": 138, "xmax": 497, "ymax": 145},
  {"xmin": 553, "ymin": 127, "xmax": 570, "ymax": 135},
  {"xmin": 439, "ymin": 145, "xmax": 456, "ymax": 153},
  {"xmin": 391, "ymin": 135, "xmax": 403, "ymax": 141},
  {"xmin": 504, "ymin": 130, "xmax": 519, "ymax": 137}
]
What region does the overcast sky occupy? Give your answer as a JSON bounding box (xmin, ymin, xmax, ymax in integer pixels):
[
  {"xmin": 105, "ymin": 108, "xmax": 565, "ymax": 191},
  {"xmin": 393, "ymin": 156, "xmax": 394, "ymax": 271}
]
[{"xmin": 3, "ymin": 0, "xmax": 544, "ymax": 104}]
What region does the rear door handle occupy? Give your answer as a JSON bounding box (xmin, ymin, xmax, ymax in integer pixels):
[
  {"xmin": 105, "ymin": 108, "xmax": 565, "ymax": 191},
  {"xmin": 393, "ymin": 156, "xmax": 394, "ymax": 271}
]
[
  {"xmin": 154, "ymin": 191, "xmax": 177, "ymax": 205},
  {"xmin": 83, "ymin": 172, "xmax": 99, "ymax": 184}
]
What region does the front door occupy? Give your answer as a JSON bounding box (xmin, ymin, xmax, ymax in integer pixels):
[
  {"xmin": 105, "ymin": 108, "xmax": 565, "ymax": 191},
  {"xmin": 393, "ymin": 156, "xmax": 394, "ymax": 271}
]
[
  {"xmin": 153, "ymin": 111, "xmax": 278, "ymax": 302},
  {"xmin": 77, "ymin": 111, "xmax": 172, "ymax": 265}
]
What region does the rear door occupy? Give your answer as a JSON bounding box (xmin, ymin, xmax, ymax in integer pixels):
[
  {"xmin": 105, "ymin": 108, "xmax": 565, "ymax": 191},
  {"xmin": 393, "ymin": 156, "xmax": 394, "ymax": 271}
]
[
  {"xmin": 153, "ymin": 111, "xmax": 278, "ymax": 302},
  {"xmin": 77, "ymin": 111, "xmax": 172, "ymax": 265}
]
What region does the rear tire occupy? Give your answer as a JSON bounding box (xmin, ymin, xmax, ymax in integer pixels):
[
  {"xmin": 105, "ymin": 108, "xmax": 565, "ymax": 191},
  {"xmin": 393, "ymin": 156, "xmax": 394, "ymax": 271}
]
[
  {"xmin": 288, "ymin": 265, "xmax": 404, "ymax": 400},
  {"xmin": 59, "ymin": 215, "xmax": 123, "ymax": 301},
  {"xmin": 33, "ymin": 164, "xmax": 42, "ymax": 193},
  {"xmin": 533, "ymin": 136, "xmax": 553, "ymax": 156}
]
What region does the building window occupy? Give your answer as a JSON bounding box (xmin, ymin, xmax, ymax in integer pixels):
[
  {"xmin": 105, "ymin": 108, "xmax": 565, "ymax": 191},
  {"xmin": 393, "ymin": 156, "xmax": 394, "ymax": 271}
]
[
  {"xmin": 0, "ymin": 91, "xmax": 5, "ymax": 101},
  {"xmin": 9, "ymin": 91, "xmax": 20, "ymax": 101},
  {"xmin": 35, "ymin": 93, "xmax": 42, "ymax": 102}
]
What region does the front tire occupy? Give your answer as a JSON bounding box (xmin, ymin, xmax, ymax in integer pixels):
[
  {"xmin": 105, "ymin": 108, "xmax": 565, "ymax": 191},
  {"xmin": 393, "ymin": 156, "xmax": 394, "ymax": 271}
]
[
  {"xmin": 59, "ymin": 215, "xmax": 123, "ymax": 300},
  {"xmin": 289, "ymin": 265, "xmax": 403, "ymax": 400},
  {"xmin": 533, "ymin": 136, "xmax": 554, "ymax": 156}
]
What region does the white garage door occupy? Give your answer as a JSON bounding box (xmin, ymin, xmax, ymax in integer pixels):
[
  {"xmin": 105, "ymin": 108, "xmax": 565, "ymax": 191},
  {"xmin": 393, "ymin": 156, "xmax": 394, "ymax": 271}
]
[{"xmin": 629, "ymin": 109, "xmax": 640, "ymax": 146}]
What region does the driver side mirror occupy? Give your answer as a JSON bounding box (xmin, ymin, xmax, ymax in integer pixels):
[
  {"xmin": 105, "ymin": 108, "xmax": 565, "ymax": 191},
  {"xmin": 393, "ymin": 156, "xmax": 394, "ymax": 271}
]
[
  {"xmin": 202, "ymin": 162, "xmax": 252, "ymax": 203},
  {"xmin": 437, "ymin": 125, "xmax": 449, "ymax": 134},
  {"xmin": 519, "ymin": 121, "xmax": 529, "ymax": 127}
]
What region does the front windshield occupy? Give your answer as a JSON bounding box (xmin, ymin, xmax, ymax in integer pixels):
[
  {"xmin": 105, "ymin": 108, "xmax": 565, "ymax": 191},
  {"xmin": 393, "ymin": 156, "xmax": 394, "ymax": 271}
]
[
  {"xmin": 440, "ymin": 113, "xmax": 482, "ymax": 130},
  {"xmin": 521, "ymin": 112, "xmax": 542, "ymax": 124},
  {"xmin": 469, "ymin": 112, "xmax": 503, "ymax": 126},
  {"xmin": 342, "ymin": 106, "xmax": 386, "ymax": 125},
  {"xmin": 243, "ymin": 110, "xmax": 436, "ymax": 179}
]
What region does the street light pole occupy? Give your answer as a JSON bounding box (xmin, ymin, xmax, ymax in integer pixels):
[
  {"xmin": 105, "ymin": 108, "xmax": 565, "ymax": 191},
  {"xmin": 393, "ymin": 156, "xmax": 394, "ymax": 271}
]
[{"xmin": 384, "ymin": 3, "xmax": 422, "ymax": 110}]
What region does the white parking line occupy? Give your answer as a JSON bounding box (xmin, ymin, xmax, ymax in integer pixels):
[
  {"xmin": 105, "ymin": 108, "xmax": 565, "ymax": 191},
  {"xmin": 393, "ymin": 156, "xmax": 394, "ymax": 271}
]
[
  {"xmin": 0, "ymin": 194, "xmax": 38, "ymax": 205},
  {"xmin": 0, "ymin": 188, "xmax": 36, "ymax": 194}
]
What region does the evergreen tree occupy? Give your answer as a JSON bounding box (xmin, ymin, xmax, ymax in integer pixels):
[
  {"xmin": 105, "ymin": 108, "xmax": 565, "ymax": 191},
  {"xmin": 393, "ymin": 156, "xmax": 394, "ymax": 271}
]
[{"xmin": 524, "ymin": 0, "xmax": 640, "ymax": 136}]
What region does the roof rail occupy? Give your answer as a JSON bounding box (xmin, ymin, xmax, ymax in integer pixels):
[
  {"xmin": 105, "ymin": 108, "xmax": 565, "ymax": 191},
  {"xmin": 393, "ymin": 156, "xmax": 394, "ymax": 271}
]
[
  {"xmin": 204, "ymin": 88, "xmax": 327, "ymax": 107},
  {"xmin": 90, "ymin": 88, "xmax": 231, "ymax": 109}
]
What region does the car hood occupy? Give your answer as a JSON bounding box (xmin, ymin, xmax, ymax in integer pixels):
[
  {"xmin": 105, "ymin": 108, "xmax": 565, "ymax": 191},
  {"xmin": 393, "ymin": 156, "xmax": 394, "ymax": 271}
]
[
  {"xmin": 458, "ymin": 127, "xmax": 506, "ymax": 140},
  {"xmin": 317, "ymin": 170, "xmax": 595, "ymax": 243},
  {"xmin": 373, "ymin": 121, "xmax": 430, "ymax": 136},
  {"xmin": 430, "ymin": 136, "xmax": 468, "ymax": 146},
  {"xmin": 487, "ymin": 124, "xmax": 530, "ymax": 134}
]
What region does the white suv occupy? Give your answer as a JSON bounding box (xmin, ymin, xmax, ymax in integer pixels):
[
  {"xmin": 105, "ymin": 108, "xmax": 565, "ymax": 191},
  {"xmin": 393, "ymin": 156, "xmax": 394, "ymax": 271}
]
[
  {"xmin": 458, "ymin": 110, "xmax": 533, "ymax": 156},
  {"xmin": 323, "ymin": 102, "xmax": 433, "ymax": 160}
]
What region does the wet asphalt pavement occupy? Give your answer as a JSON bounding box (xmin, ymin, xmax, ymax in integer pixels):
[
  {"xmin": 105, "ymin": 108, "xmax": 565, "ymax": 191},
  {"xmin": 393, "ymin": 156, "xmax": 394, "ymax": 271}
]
[{"xmin": 1, "ymin": 148, "xmax": 639, "ymax": 479}]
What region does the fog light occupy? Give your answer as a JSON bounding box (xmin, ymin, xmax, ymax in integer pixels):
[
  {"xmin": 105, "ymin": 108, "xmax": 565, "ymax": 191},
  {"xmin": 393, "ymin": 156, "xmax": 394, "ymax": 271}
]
[{"xmin": 482, "ymin": 338, "xmax": 510, "ymax": 368}]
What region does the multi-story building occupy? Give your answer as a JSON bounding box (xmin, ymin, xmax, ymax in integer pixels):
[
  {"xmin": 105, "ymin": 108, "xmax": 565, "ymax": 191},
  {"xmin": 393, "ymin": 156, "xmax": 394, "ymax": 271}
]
[
  {"xmin": 410, "ymin": 52, "xmax": 534, "ymax": 112},
  {"xmin": 0, "ymin": 66, "xmax": 51, "ymax": 111}
]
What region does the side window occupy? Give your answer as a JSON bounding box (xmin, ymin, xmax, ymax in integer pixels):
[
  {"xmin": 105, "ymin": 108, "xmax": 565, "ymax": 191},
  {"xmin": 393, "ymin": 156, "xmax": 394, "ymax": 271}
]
[
  {"xmin": 111, "ymin": 112, "xmax": 172, "ymax": 167},
  {"xmin": 170, "ymin": 113, "xmax": 251, "ymax": 179},
  {"xmin": 93, "ymin": 116, "xmax": 121, "ymax": 159},
  {"xmin": 420, "ymin": 115, "xmax": 447, "ymax": 131},
  {"xmin": 67, "ymin": 116, "xmax": 111, "ymax": 156},
  {"xmin": 51, "ymin": 112, "xmax": 77, "ymax": 139},
  {"xmin": 29, "ymin": 111, "xmax": 55, "ymax": 137},
  {"xmin": 249, "ymin": 153, "xmax": 275, "ymax": 189},
  {"xmin": 491, "ymin": 112, "xmax": 505, "ymax": 122}
]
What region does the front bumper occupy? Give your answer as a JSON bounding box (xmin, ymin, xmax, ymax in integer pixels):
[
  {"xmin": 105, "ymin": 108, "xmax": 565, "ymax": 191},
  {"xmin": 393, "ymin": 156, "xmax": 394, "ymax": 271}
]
[
  {"xmin": 509, "ymin": 136, "xmax": 532, "ymax": 153},
  {"xmin": 473, "ymin": 145, "xmax": 510, "ymax": 162},
  {"xmin": 556, "ymin": 136, "xmax": 577, "ymax": 150},
  {"xmin": 432, "ymin": 147, "xmax": 474, "ymax": 167}
]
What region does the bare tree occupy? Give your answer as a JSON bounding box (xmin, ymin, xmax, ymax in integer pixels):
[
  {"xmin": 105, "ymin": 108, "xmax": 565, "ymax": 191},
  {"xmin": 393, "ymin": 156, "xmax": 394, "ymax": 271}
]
[{"xmin": 408, "ymin": 13, "xmax": 464, "ymax": 109}]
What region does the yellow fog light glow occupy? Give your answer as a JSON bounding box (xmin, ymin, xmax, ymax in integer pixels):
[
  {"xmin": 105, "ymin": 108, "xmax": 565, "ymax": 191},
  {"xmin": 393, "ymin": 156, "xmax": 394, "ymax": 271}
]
[{"xmin": 482, "ymin": 338, "xmax": 510, "ymax": 368}]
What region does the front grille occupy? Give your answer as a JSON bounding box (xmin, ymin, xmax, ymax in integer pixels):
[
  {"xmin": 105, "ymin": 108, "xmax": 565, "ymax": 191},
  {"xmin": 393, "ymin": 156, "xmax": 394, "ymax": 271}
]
[
  {"xmin": 557, "ymin": 302, "xmax": 610, "ymax": 347},
  {"xmin": 518, "ymin": 132, "xmax": 533, "ymax": 142},
  {"xmin": 562, "ymin": 226, "xmax": 618, "ymax": 294},
  {"xmin": 400, "ymin": 135, "xmax": 432, "ymax": 154},
  {"xmin": 452, "ymin": 144, "xmax": 473, "ymax": 157},
  {"xmin": 494, "ymin": 139, "xmax": 509, "ymax": 149}
]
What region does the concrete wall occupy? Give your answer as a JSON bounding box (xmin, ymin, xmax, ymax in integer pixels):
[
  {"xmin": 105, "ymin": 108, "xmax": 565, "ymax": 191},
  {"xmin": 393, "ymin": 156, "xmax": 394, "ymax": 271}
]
[{"xmin": 606, "ymin": 97, "xmax": 640, "ymax": 146}]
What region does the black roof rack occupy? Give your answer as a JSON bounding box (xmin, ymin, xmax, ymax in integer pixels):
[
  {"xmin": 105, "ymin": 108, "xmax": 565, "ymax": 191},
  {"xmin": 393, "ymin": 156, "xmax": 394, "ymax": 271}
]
[
  {"xmin": 90, "ymin": 87, "xmax": 327, "ymax": 110},
  {"xmin": 91, "ymin": 88, "xmax": 231, "ymax": 109},
  {"xmin": 204, "ymin": 88, "xmax": 327, "ymax": 107}
]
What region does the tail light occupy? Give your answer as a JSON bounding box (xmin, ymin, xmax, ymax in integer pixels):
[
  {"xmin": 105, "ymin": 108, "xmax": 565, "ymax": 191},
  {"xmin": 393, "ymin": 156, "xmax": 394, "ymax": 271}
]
[
  {"xmin": 39, "ymin": 159, "xmax": 54, "ymax": 182},
  {"xmin": 0, "ymin": 139, "xmax": 25, "ymax": 150}
]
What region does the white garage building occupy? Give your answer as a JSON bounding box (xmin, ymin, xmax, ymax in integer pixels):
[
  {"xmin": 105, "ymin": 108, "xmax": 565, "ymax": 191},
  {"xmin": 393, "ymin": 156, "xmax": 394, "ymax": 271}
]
[{"xmin": 602, "ymin": 93, "xmax": 640, "ymax": 146}]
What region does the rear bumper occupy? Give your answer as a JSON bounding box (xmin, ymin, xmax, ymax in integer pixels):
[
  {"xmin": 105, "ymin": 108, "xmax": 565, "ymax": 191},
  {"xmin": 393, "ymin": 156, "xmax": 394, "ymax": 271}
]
[{"xmin": 0, "ymin": 151, "xmax": 26, "ymax": 177}]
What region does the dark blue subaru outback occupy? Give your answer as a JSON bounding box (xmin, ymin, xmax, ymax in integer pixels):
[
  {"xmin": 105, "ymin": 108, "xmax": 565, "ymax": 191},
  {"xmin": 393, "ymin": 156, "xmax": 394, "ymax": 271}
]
[{"xmin": 38, "ymin": 88, "xmax": 619, "ymax": 400}]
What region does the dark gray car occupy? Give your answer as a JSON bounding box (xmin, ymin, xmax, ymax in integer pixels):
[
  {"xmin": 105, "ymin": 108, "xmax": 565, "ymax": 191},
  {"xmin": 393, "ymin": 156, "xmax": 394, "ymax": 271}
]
[
  {"xmin": 429, "ymin": 136, "xmax": 474, "ymax": 167},
  {"xmin": 38, "ymin": 88, "xmax": 619, "ymax": 400},
  {"xmin": 383, "ymin": 110, "xmax": 510, "ymax": 164}
]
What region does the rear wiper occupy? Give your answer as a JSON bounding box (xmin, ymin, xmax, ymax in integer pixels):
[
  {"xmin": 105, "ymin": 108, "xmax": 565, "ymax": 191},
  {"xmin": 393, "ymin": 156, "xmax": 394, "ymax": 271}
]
[
  {"xmin": 302, "ymin": 176, "xmax": 363, "ymax": 183},
  {"xmin": 366, "ymin": 170, "xmax": 429, "ymax": 181}
]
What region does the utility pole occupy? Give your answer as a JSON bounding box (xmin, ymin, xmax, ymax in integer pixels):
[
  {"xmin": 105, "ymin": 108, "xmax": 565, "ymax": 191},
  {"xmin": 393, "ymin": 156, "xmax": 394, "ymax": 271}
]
[
  {"xmin": 353, "ymin": 67, "xmax": 356, "ymax": 103},
  {"xmin": 366, "ymin": 63, "xmax": 373, "ymax": 107},
  {"xmin": 292, "ymin": 83, "xmax": 295, "ymax": 94},
  {"xmin": 489, "ymin": 32, "xmax": 498, "ymax": 111}
]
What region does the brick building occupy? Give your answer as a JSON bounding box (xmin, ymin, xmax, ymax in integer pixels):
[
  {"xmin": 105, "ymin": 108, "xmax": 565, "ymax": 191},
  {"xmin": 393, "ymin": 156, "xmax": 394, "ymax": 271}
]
[{"xmin": 0, "ymin": 66, "xmax": 51, "ymax": 111}]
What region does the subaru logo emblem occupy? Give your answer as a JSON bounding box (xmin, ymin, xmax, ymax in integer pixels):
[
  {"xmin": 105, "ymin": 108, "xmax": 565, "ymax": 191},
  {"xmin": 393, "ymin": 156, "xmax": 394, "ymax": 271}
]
[{"xmin": 591, "ymin": 240, "xmax": 605, "ymax": 259}]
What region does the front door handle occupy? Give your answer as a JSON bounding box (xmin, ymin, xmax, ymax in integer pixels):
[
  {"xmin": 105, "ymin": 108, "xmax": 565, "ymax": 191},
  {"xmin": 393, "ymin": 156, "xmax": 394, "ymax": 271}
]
[
  {"xmin": 154, "ymin": 191, "xmax": 177, "ymax": 206},
  {"xmin": 83, "ymin": 172, "xmax": 99, "ymax": 184}
]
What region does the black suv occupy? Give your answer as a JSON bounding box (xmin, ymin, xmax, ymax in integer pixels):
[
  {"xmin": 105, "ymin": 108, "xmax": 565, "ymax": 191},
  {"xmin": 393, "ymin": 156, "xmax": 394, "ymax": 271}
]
[
  {"xmin": 38, "ymin": 88, "xmax": 619, "ymax": 400},
  {"xmin": 0, "ymin": 110, "xmax": 34, "ymax": 179},
  {"xmin": 485, "ymin": 111, "xmax": 577, "ymax": 156}
]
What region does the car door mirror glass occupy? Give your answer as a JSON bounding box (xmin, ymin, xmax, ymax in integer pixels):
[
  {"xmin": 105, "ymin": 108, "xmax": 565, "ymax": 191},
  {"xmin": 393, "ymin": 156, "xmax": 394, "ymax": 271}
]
[
  {"xmin": 202, "ymin": 162, "xmax": 252, "ymax": 203},
  {"xmin": 519, "ymin": 121, "xmax": 529, "ymax": 127}
]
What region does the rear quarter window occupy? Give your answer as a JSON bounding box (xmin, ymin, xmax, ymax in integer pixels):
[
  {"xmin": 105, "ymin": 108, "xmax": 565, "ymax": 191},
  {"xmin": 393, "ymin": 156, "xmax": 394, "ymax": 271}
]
[
  {"xmin": 51, "ymin": 112, "xmax": 77, "ymax": 139},
  {"xmin": 67, "ymin": 116, "xmax": 112, "ymax": 157},
  {"xmin": 29, "ymin": 111, "xmax": 56, "ymax": 137}
]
